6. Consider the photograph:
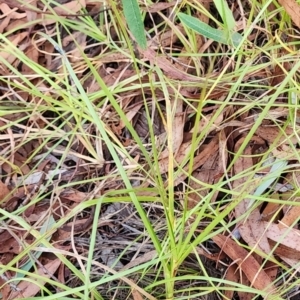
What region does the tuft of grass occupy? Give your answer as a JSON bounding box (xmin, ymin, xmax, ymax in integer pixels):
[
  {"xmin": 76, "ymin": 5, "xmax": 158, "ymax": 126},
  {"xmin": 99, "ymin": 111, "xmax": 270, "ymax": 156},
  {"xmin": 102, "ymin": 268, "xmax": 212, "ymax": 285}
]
[{"xmin": 1, "ymin": 0, "xmax": 300, "ymax": 299}]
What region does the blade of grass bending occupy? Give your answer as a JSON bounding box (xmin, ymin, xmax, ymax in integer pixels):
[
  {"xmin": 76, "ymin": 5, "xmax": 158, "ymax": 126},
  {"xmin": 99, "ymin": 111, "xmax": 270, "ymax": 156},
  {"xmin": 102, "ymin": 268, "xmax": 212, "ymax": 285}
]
[
  {"xmin": 178, "ymin": 13, "xmax": 243, "ymax": 47},
  {"xmin": 121, "ymin": 0, "xmax": 147, "ymax": 49},
  {"xmin": 40, "ymin": 35, "xmax": 158, "ymax": 299},
  {"xmin": 0, "ymin": 216, "xmax": 56, "ymax": 299},
  {"xmin": 213, "ymin": 0, "xmax": 236, "ymax": 32},
  {"xmin": 15, "ymin": 216, "xmax": 56, "ymax": 279},
  {"xmin": 38, "ymin": 33, "xmax": 161, "ymax": 250},
  {"xmin": 0, "ymin": 209, "xmax": 88, "ymax": 299}
]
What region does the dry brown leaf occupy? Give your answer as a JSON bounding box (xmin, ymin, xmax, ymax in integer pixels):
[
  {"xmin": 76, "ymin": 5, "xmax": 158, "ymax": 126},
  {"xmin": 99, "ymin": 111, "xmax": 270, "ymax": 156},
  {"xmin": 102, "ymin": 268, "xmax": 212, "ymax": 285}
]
[
  {"xmin": 53, "ymin": 0, "xmax": 86, "ymax": 15},
  {"xmin": 264, "ymin": 260, "xmax": 279, "ymax": 282},
  {"xmin": 142, "ymin": 1, "xmax": 177, "ymax": 13},
  {"xmin": 173, "ymin": 135, "xmax": 219, "ymax": 186},
  {"xmin": 86, "ymin": 69, "xmax": 136, "ymax": 93},
  {"xmin": 191, "ymin": 111, "xmax": 224, "ymax": 135},
  {"xmin": 22, "ymin": 44, "xmax": 39, "ymax": 73},
  {"xmin": 223, "ymin": 264, "xmax": 239, "ymax": 299},
  {"xmin": 159, "ymin": 142, "xmax": 190, "ymax": 174},
  {"xmin": 238, "ymin": 208, "xmax": 272, "ymax": 257},
  {"xmin": 264, "ymin": 107, "xmax": 289, "ymax": 120},
  {"xmin": 60, "ymin": 189, "xmax": 88, "ymax": 203},
  {"xmin": 0, "ymin": 229, "xmax": 13, "ymax": 243},
  {"xmin": 238, "ymin": 274, "xmax": 255, "ymax": 300},
  {"xmin": 280, "ymin": 202, "xmax": 300, "ymax": 228},
  {"xmin": 62, "ymin": 31, "xmax": 86, "ymax": 63},
  {"xmin": 256, "ymin": 126, "xmax": 298, "ymax": 145},
  {"xmin": 278, "ymin": 0, "xmax": 300, "ymax": 28},
  {"xmin": 232, "ymin": 132, "xmax": 269, "ymax": 257},
  {"xmin": 119, "ymin": 102, "xmax": 143, "ymax": 129},
  {"xmin": 0, "ymin": 3, "xmax": 26, "ymax": 19},
  {"xmin": 12, "ymin": 152, "xmax": 30, "ymax": 174},
  {"xmin": 141, "ymin": 48, "xmax": 205, "ymax": 83},
  {"xmin": 284, "ymin": 169, "xmax": 300, "ymax": 189},
  {"xmin": 121, "ymin": 250, "xmax": 157, "ymax": 271},
  {"xmin": 232, "ymin": 135, "xmax": 267, "ymax": 217},
  {"xmin": 0, "ymin": 0, "xmax": 35, "ymax": 10},
  {"xmin": 188, "ymin": 149, "xmax": 219, "ymax": 208},
  {"xmin": 261, "ymin": 194, "xmax": 282, "ymax": 222},
  {"xmin": 266, "ymin": 1, "xmax": 277, "ymax": 12},
  {"xmin": 97, "ymin": 52, "xmax": 133, "ymax": 64},
  {"xmin": 195, "ymin": 247, "xmax": 225, "ymax": 261},
  {"xmin": 0, "ymin": 237, "xmax": 21, "ymax": 254},
  {"xmin": 272, "ymin": 144, "xmax": 299, "ymax": 160},
  {"xmin": 8, "ymin": 259, "xmax": 61, "ymax": 299},
  {"xmin": 131, "ymin": 289, "xmax": 144, "ymax": 300},
  {"xmin": 232, "ymin": 140, "xmax": 253, "ymax": 192},
  {"xmin": 279, "ymin": 256, "xmax": 299, "ymax": 270},
  {"xmin": 269, "ymin": 240, "xmax": 300, "ymax": 260},
  {"xmin": 0, "ymin": 32, "xmax": 28, "ymax": 64},
  {"xmin": 0, "ymin": 181, "xmax": 10, "ymax": 204},
  {"xmin": 263, "ymin": 221, "xmax": 300, "ymax": 267},
  {"xmin": 0, "ymin": 276, "xmax": 11, "ymax": 300},
  {"xmin": 0, "ymin": 14, "xmax": 11, "ymax": 33},
  {"xmin": 213, "ymin": 234, "xmax": 276, "ymax": 294},
  {"xmin": 25, "ymin": 0, "xmax": 37, "ymax": 22},
  {"xmin": 5, "ymin": 17, "xmax": 29, "ymax": 33},
  {"xmin": 149, "ymin": 25, "xmax": 184, "ymax": 48},
  {"xmin": 218, "ymin": 120, "xmax": 250, "ymax": 131},
  {"xmin": 159, "ymin": 99, "xmax": 184, "ymax": 159},
  {"xmin": 265, "ymin": 222, "xmax": 300, "ymax": 253}
]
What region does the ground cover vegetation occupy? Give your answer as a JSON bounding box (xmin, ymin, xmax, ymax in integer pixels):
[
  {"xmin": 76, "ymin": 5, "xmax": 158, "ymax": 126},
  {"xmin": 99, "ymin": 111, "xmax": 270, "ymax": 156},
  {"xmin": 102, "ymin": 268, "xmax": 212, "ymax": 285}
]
[{"xmin": 0, "ymin": 0, "xmax": 300, "ymax": 299}]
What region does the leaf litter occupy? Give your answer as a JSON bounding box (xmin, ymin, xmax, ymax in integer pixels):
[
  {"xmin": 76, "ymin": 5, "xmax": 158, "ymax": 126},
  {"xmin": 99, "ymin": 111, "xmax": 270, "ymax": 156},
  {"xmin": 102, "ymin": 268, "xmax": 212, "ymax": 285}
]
[{"xmin": 1, "ymin": 0, "xmax": 300, "ymax": 299}]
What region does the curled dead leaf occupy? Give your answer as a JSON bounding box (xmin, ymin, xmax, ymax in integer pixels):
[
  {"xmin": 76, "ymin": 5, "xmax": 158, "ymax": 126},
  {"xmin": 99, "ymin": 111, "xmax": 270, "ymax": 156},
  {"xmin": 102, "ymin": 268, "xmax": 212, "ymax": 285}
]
[{"xmin": 213, "ymin": 234, "xmax": 276, "ymax": 294}]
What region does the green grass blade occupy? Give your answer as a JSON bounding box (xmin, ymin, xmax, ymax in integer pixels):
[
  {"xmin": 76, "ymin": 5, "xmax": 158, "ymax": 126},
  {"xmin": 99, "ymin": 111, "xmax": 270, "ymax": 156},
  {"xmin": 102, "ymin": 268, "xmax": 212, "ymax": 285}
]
[
  {"xmin": 121, "ymin": 0, "xmax": 147, "ymax": 49},
  {"xmin": 178, "ymin": 12, "xmax": 243, "ymax": 47},
  {"xmin": 213, "ymin": 0, "xmax": 236, "ymax": 31},
  {"xmin": 37, "ymin": 33, "xmax": 160, "ymax": 252}
]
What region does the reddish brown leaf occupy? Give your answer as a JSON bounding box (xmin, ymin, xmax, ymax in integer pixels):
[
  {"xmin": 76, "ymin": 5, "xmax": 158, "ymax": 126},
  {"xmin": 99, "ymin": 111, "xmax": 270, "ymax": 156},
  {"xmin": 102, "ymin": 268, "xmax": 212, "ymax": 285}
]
[
  {"xmin": 278, "ymin": 0, "xmax": 300, "ymax": 28},
  {"xmin": 142, "ymin": 1, "xmax": 177, "ymax": 13},
  {"xmin": 0, "ymin": 3, "xmax": 26, "ymax": 19},
  {"xmin": 265, "ymin": 222, "xmax": 300, "ymax": 253},
  {"xmin": 261, "ymin": 198, "xmax": 281, "ymax": 222},
  {"xmin": 0, "ymin": 181, "xmax": 10, "ymax": 205},
  {"xmin": 22, "ymin": 44, "xmax": 39, "ymax": 74},
  {"xmin": 131, "ymin": 289, "xmax": 144, "ymax": 300},
  {"xmin": 0, "ymin": 32, "xmax": 28, "ymax": 64},
  {"xmin": 280, "ymin": 204, "xmax": 300, "ymax": 228},
  {"xmin": 223, "ymin": 264, "xmax": 239, "ymax": 299},
  {"xmin": 172, "ymin": 135, "xmax": 219, "ymax": 186},
  {"xmin": 238, "ymin": 273, "xmax": 255, "ymax": 300},
  {"xmin": 141, "ymin": 48, "xmax": 205, "ymax": 83},
  {"xmin": 256, "ymin": 126, "xmax": 298, "ymax": 145},
  {"xmin": 269, "ymin": 240, "xmax": 300, "ymax": 260},
  {"xmin": 264, "ymin": 260, "xmax": 279, "ymax": 282},
  {"xmin": 0, "ymin": 237, "xmax": 21, "ymax": 254},
  {"xmin": 213, "ymin": 234, "xmax": 276, "ymax": 294},
  {"xmin": 238, "ymin": 215, "xmax": 272, "ymax": 257},
  {"xmin": 8, "ymin": 259, "xmax": 61, "ymax": 299},
  {"xmin": 53, "ymin": 0, "xmax": 86, "ymax": 15}
]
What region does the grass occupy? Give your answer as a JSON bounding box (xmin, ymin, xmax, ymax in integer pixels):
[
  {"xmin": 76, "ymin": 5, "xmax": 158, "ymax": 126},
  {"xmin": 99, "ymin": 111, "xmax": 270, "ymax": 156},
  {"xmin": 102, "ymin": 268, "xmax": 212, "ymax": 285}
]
[{"xmin": 1, "ymin": 0, "xmax": 300, "ymax": 299}]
